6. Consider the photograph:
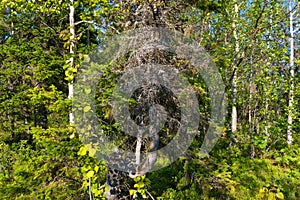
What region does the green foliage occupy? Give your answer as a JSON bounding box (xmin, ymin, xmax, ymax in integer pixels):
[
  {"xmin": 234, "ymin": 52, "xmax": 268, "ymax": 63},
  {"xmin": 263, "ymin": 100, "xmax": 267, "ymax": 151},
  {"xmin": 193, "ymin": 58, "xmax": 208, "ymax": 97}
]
[
  {"xmin": 0, "ymin": 0, "xmax": 299, "ymax": 199},
  {"xmin": 129, "ymin": 175, "xmax": 149, "ymax": 198}
]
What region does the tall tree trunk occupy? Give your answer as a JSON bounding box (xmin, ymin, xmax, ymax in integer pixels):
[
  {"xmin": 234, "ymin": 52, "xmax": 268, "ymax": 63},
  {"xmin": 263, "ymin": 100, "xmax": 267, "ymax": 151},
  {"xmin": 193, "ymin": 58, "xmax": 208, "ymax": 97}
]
[
  {"xmin": 231, "ymin": 2, "xmax": 239, "ymax": 133},
  {"xmin": 69, "ymin": 0, "xmax": 75, "ymax": 125},
  {"xmin": 287, "ymin": 0, "xmax": 295, "ymax": 145},
  {"xmin": 264, "ymin": 102, "xmax": 270, "ymax": 138},
  {"xmin": 249, "ymin": 47, "xmax": 255, "ymax": 159}
]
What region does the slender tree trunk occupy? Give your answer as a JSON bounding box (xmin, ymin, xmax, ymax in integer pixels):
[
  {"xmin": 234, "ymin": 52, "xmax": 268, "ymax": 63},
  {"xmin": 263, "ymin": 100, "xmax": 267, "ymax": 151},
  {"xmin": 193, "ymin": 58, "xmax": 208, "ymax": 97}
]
[
  {"xmin": 287, "ymin": 0, "xmax": 295, "ymax": 145},
  {"xmin": 69, "ymin": 0, "xmax": 75, "ymax": 125},
  {"xmin": 249, "ymin": 43, "xmax": 255, "ymax": 160},
  {"xmin": 231, "ymin": 2, "xmax": 239, "ymax": 133},
  {"xmin": 136, "ymin": 133, "xmax": 142, "ymax": 167},
  {"xmin": 264, "ymin": 13, "xmax": 272, "ymax": 140},
  {"xmin": 264, "ymin": 102, "xmax": 270, "ymax": 138}
]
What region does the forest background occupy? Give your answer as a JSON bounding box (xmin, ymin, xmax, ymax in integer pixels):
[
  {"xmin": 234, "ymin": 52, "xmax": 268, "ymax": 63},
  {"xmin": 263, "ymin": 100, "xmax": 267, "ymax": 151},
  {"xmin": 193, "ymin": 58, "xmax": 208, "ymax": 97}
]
[{"xmin": 0, "ymin": 0, "xmax": 299, "ymax": 199}]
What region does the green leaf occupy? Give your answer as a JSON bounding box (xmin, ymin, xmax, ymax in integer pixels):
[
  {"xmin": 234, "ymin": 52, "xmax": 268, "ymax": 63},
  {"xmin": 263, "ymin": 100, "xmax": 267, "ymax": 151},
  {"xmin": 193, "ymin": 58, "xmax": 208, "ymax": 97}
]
[
  {"xmin": 84, "ymin": 105, "xmax": 91, "ymax": 112},
  {"xmin": 134, "ymin": 176, "xmax": 141, "ymax": 182},
  {"xmin": 276, "ymin": 192, "xmax": 284, "ymax": 199},
  {"xmin": 134, "ymin": 182, "xmax": 145, "ymax": 189},
  {"xmin": 86, "ymin": 170, "xmax": 95, "ymax": 178},
  {"xmin": 88, "ymin": 148, "xmax": 96, "ymax": 157},
  {"xmin": 70, "ymin": 133, "xmax": 75, "ymax": 139},
  {"xmin": 129, "ymin": 189, "xmax": 136, "ymax": 196},
  {"xmin": 85, "ymin": 88, "xmax": 92, "ymax": 94},
  {"xmin": 78, "ymin": 146, "xmax": 87, "ymax": 156}
]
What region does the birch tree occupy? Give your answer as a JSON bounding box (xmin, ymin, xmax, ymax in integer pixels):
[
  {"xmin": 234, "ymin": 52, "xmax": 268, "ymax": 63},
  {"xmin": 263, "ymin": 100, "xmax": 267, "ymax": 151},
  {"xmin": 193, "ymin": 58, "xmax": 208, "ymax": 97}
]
[
  {"xmin": 287, "ymin": 0, "xmax": 299, "ymax": 145},
  {"xmin": 69, "ymin": 0, "xmax": 75, "ymax": 125},
  {"xmin": 231, "ymin": 1, "xmax": 239, "ymax": 133}
]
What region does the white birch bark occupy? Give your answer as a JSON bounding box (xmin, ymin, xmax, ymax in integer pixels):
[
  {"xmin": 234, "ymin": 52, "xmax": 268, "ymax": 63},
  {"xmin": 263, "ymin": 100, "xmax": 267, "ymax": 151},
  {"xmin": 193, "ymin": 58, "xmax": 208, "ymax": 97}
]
[
  {"xmin": 287, "ymin": 0, "xmax": 296, "ymax": 145},
  {"xmin": 69, "ymin": 0, "xmax": 75, "ymax": 125},
  {"xmin": 231, "ymin": 2, "xmax": 239, "ymax": 133}
]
